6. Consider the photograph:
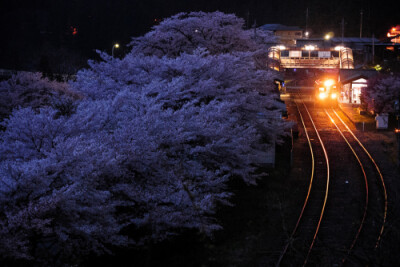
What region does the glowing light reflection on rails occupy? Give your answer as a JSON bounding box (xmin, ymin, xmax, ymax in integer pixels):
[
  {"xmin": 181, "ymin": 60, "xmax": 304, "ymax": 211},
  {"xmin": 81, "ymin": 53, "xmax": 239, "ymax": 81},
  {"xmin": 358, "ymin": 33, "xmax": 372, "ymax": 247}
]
[{"xmin": 332, "ymin": 109, "xmax": 387, "ymax": 249}]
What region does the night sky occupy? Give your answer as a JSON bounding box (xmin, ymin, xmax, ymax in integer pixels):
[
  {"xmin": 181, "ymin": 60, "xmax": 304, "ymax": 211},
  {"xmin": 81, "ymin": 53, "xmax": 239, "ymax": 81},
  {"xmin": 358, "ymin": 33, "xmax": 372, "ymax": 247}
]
[{"xmin": 0, "ymin": 0, "xmax": 398, "ymax": 71}]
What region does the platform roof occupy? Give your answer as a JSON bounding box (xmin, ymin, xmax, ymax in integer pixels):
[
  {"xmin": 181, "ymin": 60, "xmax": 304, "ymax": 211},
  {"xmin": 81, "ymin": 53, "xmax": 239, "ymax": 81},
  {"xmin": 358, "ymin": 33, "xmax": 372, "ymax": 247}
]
[{"xmin": 339, "ymin": 69, "xmax": 378, "ymax": 84}]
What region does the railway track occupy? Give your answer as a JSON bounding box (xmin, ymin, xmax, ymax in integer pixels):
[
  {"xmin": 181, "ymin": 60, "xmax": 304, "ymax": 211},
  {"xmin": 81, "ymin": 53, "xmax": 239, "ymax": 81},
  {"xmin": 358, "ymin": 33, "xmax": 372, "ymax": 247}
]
[
  {"xmin": 275, "ymin": 94, "xmax": 388, "ymax": 266},
  {"xmin": 277, "ymin": 95, "xmax": 330, "ymax": 266},
  {"xmin": 326, "ymin": 108, "xmax": 387, "ymax": 265}
]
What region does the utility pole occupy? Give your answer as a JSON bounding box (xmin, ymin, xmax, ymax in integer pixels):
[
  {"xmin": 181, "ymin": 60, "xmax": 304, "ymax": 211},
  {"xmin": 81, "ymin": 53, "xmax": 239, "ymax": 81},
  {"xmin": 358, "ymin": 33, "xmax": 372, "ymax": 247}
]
[
  {"xmin": 360, "ymin": 10, "xmax": 363, "ymax": 38},
  {"xmin": 395, "ymin": 99, "xmax": 400, "ymax": 166},
  {"xmin": 246, "ymin": 10, "xmax": 250, "ymax": 29},
  {"xmin": 341, "ymin": 18, "xmax": 345, "ymax": 45},
  {"xmin": 372, "ymin": 34, "xmax": 375, "ymax": 64},
  {"xmin": 305, "ymin": 8, "xmax": 309, "ymax": 37}
]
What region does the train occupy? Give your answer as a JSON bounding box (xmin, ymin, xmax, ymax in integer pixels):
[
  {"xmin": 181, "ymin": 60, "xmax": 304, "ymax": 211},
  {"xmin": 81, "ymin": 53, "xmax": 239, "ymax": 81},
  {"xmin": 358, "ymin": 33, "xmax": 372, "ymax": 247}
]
[{"xmin": 314, "ymin": 78, "xmax": 339, "ymax": 106}]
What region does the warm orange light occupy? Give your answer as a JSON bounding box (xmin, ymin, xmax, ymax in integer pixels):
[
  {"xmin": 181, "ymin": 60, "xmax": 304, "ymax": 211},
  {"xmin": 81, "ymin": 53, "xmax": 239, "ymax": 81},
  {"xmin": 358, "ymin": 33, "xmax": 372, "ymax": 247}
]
[
  {"xmin": 331, "ymin": 93, "xmax": 337, "ymax": 99},
  {"xmin": 395, "ymin": 128, "xmax": 400, "ymax": 133},
  {"xmin": 324, "ymin": 79, "xmax": 335, "ymax": 87},
  {"xmin": 319, "ymin": 92, "xmax": 327, "ymax": 99},
  {"xmin": 392, "ymin": 27, "xmax": 397, "ymax": 32}
]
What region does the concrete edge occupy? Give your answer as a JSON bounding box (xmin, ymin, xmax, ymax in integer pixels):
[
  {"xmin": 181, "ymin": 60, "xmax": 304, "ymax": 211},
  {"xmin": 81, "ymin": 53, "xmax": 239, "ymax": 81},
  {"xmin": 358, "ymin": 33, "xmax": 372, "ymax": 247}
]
[
  {"xmin": 338, "ymin": 103, "xmax": 378, "ymax": 131},
  {"xmin": 338, "ymin": 103, "xmax": 355, "ymax": 124}
]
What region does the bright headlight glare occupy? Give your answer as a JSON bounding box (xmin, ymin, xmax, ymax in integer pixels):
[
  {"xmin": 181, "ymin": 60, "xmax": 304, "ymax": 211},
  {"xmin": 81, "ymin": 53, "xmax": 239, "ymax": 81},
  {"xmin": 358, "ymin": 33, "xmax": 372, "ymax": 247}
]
[{"xmin": 324, "ymin": 79, "xmax": 334, "ymax": 87}]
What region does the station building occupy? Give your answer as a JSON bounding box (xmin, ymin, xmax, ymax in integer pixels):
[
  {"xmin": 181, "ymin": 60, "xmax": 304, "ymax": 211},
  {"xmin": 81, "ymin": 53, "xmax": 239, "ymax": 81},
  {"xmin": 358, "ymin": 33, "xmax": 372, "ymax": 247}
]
[{"xmin": 260, "ymin": 24, "xmax": 386, "ymax": 105}]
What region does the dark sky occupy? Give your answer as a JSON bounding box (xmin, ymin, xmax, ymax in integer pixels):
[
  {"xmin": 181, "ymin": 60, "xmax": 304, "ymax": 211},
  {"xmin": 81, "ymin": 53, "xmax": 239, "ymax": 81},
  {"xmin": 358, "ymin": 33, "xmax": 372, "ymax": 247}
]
[{"xmin": 0, "ymin": 0, "xmax": 398, "ymax": 71}]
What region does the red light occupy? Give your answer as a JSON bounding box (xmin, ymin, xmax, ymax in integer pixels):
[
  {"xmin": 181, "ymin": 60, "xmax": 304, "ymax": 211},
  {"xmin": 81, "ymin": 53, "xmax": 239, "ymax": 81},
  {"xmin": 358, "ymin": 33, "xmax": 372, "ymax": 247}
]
[
  {"xmin": 70, "ymin": 26, "xmax": 78, "ymax": 36},
  {"xmin": 395, "ymin": 128, "xmax": 400, "ymax": 133}
]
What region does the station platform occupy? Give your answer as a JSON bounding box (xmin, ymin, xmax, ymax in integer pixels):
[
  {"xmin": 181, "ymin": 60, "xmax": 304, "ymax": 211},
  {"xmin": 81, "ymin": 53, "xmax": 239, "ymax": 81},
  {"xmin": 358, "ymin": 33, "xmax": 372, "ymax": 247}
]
[{"xmin": 338, "ymin": 103, "xmax": 376, "ymax": 131}]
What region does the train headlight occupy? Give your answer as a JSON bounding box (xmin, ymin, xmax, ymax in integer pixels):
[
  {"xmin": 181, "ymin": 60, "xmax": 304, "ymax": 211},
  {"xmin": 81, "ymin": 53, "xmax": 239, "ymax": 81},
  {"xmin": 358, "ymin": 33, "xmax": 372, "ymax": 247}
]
[
  {"xmin": 324, "ymin": 79, "xmax": 335, "ymax": 87},
  {"xmin": 331, "ymin": 93, "xmax": 337, "ymax": 99},
  {"xmin": 319, "ymin": 92, "xmax": 327, "ymax": 99}
]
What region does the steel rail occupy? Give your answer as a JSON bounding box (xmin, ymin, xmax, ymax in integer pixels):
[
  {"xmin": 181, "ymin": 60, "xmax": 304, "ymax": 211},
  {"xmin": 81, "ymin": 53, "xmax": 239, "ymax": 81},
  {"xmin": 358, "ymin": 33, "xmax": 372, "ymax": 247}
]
[
  {"xmin": 324, "ymin": 110, "xmax": 369, "ymax": 264},
  {"xmin": 301, "ymin": 100, "xmax": 330, "ymax": 267},
  {"xmin": 332, "ymin": 109, "xmax": 387, "ymax": 249},
  {"xmin": 276, "ymin": 95, "xmax": 330, "ymax": 266},
  {"xmin": 275, "ymin": 96, "xmax": 315, "ymax": 267}
]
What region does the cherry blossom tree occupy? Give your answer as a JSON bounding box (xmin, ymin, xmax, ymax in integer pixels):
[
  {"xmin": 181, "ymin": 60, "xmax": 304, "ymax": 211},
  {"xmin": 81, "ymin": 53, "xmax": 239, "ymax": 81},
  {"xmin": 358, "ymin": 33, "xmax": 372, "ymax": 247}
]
[
  {"xmin": 0, "ymin": 89, "xmax": 257, "ymax": 263},
  {"xmin": 0, "ymin": 72, "xmax": 81, "ymax": 121},
  {"xmin": 0, "ymin": 12, "xmax": 288, "ymax": 265},
  {"xmin": 73, "ymin": 48, "xmax": 287, "ymax": 146},
  {"xmin": 130, "ymin": 11, "xmax": 275, "ymax": 58},
  {"xmin": 363, "ymin": 74, "xmax": 400, "ymax": 114}
]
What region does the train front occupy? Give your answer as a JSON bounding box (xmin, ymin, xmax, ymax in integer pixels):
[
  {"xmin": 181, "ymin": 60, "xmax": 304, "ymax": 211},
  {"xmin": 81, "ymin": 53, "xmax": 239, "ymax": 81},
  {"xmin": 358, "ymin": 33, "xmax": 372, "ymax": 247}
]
[{"xmin": 315, "ymin": 78, "xmax": 338, "ymax": 107}]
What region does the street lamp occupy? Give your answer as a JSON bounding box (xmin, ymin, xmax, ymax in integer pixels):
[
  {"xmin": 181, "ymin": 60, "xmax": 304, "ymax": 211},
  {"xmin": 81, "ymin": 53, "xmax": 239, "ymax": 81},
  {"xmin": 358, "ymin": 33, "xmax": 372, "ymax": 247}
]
[{"xmin": 112, "ymin": 43, "xmax": 120, "ymax": 58}]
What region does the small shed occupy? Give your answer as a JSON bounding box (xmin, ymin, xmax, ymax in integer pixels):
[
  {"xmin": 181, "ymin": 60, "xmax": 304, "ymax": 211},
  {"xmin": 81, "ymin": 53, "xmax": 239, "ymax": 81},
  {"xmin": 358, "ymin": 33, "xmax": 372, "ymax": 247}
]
[{"xmin": 338, "ymin": 69, "xmax": 378, "ymax": 104}]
